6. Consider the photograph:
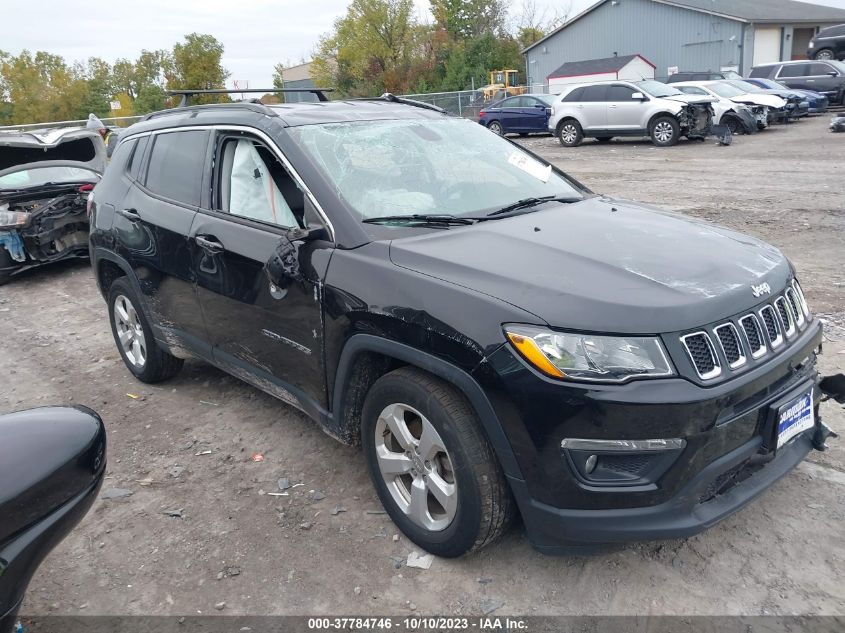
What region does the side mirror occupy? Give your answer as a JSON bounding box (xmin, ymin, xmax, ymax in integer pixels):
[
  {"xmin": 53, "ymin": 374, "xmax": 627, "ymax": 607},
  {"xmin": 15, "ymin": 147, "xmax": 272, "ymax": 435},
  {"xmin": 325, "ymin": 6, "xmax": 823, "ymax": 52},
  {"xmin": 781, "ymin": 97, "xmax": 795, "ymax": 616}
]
[
  {"xmin": 0, "ymin": 407, "xmax": 106, "ymax": 633},
  {"xmin": 828, "ymin": 71, "xmax": 839, "ymax": 77},
  {"xmin": 631, "ymin": 92, "xmax": 646, "ymax": 100}
]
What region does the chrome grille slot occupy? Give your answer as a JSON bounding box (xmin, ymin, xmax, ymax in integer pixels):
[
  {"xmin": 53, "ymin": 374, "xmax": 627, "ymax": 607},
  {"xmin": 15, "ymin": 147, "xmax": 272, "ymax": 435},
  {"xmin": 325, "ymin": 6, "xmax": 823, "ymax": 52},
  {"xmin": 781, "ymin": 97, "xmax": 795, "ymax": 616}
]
[
  {"xmin": 739, "ymin": 314, "xmax": 766, "ymax": 359},
  {"xmin": 681, "ymin": 332, "xmax": 721, "ymax": 380},
  {"xmin": 760, "ymin": 305, "xmax": 783, "ymax": 349},
  {"xmin": 715, "ymin": 323, "xmax": 746, "ymax": 369},
  {"xmin": 785, "ymin": 288, "xmax": 805, "ymax": 328},
  {"xmin": 792, "ymin": 280, "xmax": 809, "ymax": 317},
  {"xmin": 775, "ymin": 297, "xmax": 796, "ymax": 338}
]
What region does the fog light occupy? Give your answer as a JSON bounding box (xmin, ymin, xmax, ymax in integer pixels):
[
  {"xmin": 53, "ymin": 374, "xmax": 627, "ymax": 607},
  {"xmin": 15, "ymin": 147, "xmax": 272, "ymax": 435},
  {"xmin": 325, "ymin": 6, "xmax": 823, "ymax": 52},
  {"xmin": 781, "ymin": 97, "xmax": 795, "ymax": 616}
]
[
  {"xmin": 561, "ymin": 438, "xmax": 686, "ymax": 487},
  {"xmin": 585, "ymin": 454, "xmax": 598, "ymax": 474}
]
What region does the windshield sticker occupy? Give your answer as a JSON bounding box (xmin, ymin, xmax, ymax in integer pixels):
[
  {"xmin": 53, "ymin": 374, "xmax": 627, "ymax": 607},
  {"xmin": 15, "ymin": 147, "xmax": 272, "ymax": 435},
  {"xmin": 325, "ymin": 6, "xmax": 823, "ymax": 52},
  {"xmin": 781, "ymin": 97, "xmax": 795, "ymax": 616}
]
[{"xmin": 508, "ymin": 152, "xmax": 551, "ymax": 183}]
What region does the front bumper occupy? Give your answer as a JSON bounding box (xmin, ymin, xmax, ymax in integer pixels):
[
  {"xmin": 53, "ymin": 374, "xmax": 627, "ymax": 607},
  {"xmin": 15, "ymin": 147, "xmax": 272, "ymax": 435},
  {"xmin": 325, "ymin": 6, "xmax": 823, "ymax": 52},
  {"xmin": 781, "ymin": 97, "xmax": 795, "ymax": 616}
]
[{"xmin": 475, "ymin": 318, "xmax": 825, "ymax": 550}]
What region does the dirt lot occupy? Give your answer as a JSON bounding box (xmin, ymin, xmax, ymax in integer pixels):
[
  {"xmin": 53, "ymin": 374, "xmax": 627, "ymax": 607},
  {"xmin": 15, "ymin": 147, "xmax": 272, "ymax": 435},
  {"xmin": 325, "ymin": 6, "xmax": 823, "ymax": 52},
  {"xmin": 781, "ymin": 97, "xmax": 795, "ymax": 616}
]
[{"xmin": 2, "ymin": 114, "xmax": 844, "ymax": 617}]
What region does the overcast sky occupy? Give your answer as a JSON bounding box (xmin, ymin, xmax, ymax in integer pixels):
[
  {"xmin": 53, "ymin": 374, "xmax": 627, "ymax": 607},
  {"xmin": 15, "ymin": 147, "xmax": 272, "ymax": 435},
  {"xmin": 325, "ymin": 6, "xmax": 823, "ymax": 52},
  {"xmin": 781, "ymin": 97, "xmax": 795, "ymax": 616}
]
[{"xmin": 2, "ymin": 0, "xmax": 844, "ymax": 89}]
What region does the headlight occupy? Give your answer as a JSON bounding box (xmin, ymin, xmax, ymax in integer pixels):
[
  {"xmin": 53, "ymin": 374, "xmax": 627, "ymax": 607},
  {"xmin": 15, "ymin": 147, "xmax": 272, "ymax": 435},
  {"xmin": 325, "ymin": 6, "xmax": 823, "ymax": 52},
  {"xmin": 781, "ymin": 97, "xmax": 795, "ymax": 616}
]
[
  {"xmin": 0, "ymin": 210, "xmax": 29, "ymax": 230},
  {"xmin": 505, "ymin": 325, "xmax": 675, "ymax": 383}
]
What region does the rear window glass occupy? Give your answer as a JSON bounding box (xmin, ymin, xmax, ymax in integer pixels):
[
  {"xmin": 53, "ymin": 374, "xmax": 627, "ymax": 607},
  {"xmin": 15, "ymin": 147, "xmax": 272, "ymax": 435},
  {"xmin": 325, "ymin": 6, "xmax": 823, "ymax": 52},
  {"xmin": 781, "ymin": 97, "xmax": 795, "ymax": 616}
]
[
  {"xmin": 562, "ymin": 87, "xmax": 584, "ymax": 102},
  {"xmin": 144, "ymin": 130, "xmax": 207, "ymax": 206},
  {"xmin": 126, "ymin": 135, "xmax": 150, "ymax": 181},
  {"xmin": 749, "ymin": 67, "xmax": 770, "ymax": 78},
  {"xmin": 0, "ymin": 136, "xmax": 96, "ymax": 172},
  {"xmin": 581, "ymin": 85, "xmax": 607, "ymax": 102}
]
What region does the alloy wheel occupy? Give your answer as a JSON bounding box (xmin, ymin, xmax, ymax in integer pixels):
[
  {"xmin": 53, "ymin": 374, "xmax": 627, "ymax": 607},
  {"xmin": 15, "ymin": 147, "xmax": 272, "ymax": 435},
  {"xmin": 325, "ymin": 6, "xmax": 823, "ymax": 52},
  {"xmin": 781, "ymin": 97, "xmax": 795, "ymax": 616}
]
[
  {"xmin": 113, "ymin": 294, "xmax": 147, "ymax": 368},
  {"xmin": 488, "ymin": 122, "xmax": 503, "ymax": 135},
  {"xmin": 374, "ymin": 403, "xmax": 458, "ymax": 532},
  {"xmin": 654, "ymin": 121, "xmax": 675, "ymax": 144},
  {"xmin": 561, "ymin": 124, "xmax": 578, "ymax": 144},
  {"xmin": 816, "ymin": 50, "xmax": 834, "ymax": 60}
]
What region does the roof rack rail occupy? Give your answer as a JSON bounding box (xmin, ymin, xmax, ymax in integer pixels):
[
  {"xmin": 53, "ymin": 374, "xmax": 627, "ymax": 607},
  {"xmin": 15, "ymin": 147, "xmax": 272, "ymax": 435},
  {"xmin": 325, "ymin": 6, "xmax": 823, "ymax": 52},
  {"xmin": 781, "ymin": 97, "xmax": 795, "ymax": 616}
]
[
  {"xmin": 166, "ymin": 88, "xmax": 333, "ymax": 107},
  {"xmin": 364, "ymin": 93, "xmax": 447, "ymax": 114},
  {"xmin": 142, "ymin": 102, "xmax": 278, "ymax": 121}
]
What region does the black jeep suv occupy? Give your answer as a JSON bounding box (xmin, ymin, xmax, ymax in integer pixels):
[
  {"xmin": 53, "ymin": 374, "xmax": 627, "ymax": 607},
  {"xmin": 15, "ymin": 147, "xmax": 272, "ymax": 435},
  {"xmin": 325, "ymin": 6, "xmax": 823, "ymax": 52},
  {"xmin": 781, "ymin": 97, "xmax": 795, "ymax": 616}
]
[{"xmin": 89, "ymin": 95, "xmax": 829, "ymax": 557}]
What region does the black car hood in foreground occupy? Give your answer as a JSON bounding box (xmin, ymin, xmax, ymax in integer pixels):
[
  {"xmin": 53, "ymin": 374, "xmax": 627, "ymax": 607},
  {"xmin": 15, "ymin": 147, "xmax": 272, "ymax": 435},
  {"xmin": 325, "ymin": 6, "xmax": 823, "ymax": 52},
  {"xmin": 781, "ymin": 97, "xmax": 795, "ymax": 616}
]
[{"xmin": 389, "ymin": 197, "xmax": 791, "ymax": 334}]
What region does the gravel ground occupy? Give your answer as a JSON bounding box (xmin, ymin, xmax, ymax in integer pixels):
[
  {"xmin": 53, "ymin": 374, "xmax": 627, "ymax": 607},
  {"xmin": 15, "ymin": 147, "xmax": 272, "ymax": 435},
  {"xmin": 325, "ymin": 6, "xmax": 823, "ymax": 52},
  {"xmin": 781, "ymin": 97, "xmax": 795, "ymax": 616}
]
[{"xmin": 2, "ymin": 114, "xmax": 843, "ymax": 617}]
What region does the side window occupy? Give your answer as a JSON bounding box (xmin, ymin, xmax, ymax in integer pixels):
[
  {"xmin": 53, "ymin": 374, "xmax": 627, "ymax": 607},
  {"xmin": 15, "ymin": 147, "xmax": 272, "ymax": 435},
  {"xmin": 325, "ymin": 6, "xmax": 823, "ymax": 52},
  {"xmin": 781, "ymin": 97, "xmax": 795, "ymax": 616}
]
[
  {"xmin": 215, "ymin": 135, "xmax": 305, "ymax": 229},
  {"xmin": 809, "ymin": 63, "xmax": 836, "ymax": 75},
  {"xmin": 145, "ymin": 130, "xmax": 207, "ymax": 206},
  {"xmin": 108, "ymin": 139, "xmax": 135, "ymax": 174},
  {"xmin": 778, "ymin": 64, "xmax": 808, "ymax": 78},
  {"xmin": 581, "ymin": 85, "xmax": 608, "ymax": 102},
  {"xmin": 562, "ymin": 87, "xmax": 585, "ymax": 102},
  {"xmin": 749, "ymin": 67, "xmax": 769, "ymax": 78},
  {"xmin": 606, "ymin": 85, "xmax": 636, "ymax": 101},
  {"xmin": 125, "ymin": 135, "xmax": 150, "ymax": 181},
  {"xmin": 499, "ymin": 98, "xmax": 516, "ymax": 108}
]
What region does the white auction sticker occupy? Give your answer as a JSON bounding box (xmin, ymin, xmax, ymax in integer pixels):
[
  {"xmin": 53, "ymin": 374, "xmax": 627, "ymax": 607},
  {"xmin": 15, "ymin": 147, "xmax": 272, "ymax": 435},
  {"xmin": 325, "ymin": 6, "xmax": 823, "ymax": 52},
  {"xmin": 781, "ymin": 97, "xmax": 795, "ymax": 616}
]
[{"xmin": 508, "ymin": 151, "xmax": 552, "ymax": 183}]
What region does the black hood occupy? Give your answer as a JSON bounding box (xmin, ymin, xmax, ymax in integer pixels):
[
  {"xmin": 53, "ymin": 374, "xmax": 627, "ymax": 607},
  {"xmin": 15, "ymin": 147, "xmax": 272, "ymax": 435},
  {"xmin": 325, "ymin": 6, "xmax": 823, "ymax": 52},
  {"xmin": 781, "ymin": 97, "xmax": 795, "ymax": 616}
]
[{"xmin": 389, "ymin": 197, "xmax": 791, "ymax": 334}]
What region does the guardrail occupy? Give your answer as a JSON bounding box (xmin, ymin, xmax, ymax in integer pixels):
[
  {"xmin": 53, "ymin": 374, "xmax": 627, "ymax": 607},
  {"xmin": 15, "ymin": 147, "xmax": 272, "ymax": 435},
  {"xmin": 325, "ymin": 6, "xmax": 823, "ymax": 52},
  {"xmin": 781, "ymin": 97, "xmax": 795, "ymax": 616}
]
[{"xmin": 0, "ymin": 115, "xmax": 144, "ymax": 132}]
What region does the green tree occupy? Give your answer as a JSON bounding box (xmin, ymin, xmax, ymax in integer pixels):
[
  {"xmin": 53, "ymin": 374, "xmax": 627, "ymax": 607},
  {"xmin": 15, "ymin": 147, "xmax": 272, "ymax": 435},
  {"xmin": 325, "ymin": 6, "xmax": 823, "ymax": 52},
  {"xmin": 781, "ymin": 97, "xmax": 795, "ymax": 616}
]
[
  {"xmin": 166, "ymin": 33, "xmax": 230, "ymax": 104},
  {"xmin": 313, "ymin": 0, "xmax": 422, "ymax": 97},
  {"xmin": 430, "ymin": 0, "xmax": 507, "ymax": 40}
]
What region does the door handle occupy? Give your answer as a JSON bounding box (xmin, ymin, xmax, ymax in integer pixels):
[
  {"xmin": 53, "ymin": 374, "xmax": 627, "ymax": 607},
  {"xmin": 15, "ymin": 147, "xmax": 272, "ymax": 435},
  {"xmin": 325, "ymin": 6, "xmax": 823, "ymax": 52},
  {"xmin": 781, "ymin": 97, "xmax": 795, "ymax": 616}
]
[
  {"xmin": 118, "ymin": 208, "xmax": 140, "ymax": 221},
  {"xmin": 195, "ymin": 235, "xmax": 224, "ymax": 252},
  {"xmin": 609, "ymin": 104, "xmax": 618, "ymax": 108}
]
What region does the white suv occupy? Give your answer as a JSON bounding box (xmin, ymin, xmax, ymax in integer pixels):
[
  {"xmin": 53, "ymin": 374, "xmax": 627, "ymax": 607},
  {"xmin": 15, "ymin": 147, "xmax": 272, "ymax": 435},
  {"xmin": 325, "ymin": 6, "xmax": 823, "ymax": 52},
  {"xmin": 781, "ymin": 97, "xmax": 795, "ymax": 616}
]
[{"xmin": 548, "ymin": 80, "xmax": 715, "ymax": 147}]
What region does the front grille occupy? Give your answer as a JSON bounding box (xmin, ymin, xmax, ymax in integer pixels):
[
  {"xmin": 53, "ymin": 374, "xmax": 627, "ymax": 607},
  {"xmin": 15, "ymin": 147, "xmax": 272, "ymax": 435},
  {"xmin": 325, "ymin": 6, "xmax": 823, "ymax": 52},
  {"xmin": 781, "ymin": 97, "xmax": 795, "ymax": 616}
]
[
  {"xmin": 681, "ymin": 332, "xmax": 720, "ymax": 380},
  {"xmin": 715, "ymin": 323, "xmax": 745, "ymax": 368},
  {"xmin": 678, "ymin": 280, "xmax": 812, "ymax": 382},
  {"xmin": 740, "ymin": 314, "xmax": 766, "ymax": 359},
  {"xmin": 760, "ymin": 305, "xmax": 783, "ymax": 348}
]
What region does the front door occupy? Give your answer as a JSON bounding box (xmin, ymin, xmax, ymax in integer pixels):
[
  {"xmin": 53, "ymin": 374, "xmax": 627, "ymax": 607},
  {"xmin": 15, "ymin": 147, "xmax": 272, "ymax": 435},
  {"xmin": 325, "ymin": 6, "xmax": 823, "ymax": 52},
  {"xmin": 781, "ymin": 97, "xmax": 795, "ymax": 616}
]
[
  {"xmin": 605, "ymin": 84, "xmax": 644, "ymax": 131},
  {"xmin": 192, "ymin": 130, "xmax": 329, "ymax": 409}
]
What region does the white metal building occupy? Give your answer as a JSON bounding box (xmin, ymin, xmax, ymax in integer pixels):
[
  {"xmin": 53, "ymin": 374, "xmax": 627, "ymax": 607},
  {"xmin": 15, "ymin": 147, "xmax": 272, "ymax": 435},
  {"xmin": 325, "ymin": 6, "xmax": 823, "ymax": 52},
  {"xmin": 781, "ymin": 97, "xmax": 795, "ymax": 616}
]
[
  {"xmin": 547, "ymin": 54, "xmax": 656, "ymax": 92},
  {"xmin": 524, "ymin": 0, "xmax": 845, "ymax": 86}
]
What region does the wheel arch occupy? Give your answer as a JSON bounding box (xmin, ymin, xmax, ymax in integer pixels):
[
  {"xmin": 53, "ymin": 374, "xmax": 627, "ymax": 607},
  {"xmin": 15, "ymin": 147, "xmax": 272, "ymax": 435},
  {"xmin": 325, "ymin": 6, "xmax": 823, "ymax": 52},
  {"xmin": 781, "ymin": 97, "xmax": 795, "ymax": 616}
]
[
  {"xmin": 330, "ymin": 334, "xmax": 523, "ymax": 479},
  {"xmin": 647, "ymin": 110, "xmax": 680, "ymax": 130},
  {"xmin": 555, "ymin": 116, "xmax": 580, "ymax": 133}
]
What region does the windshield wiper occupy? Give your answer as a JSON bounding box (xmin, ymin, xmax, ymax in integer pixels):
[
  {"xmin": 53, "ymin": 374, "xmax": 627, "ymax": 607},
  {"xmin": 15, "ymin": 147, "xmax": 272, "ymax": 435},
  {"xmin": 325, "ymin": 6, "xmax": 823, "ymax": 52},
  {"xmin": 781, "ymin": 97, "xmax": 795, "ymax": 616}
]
[
  {"xmin": 486, "ymin": 195, "xmax": 583, "ymax": 217},
  {"xmin": 362, "ymin": 214, "xmax": 478, "ymax": 226}
]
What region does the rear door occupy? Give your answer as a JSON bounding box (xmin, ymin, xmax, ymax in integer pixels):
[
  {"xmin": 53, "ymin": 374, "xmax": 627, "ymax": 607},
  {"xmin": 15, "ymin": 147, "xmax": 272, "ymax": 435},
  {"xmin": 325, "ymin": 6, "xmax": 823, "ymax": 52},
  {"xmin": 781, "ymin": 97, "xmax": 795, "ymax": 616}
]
[
  {"xmin": 577, "ymin": 85, "xmax": 608, "ymax": 131},
  {"xmin": 496, "ymin": 97, "xmax": 523, "ymax": 132},
  {"xmin": 776, "ymin": 63, "xmax": 811, "ymax": 90},
  {"xmin": 605, "ymin": 84, "xmax": 643, "ymax": 131},
  {"xmin": 191, "ymin": 129, "xmax": 330, "ymax": 409},
  {"xmin": 115, "ymin": 129, "xmax": 210, "ymax": 355}
]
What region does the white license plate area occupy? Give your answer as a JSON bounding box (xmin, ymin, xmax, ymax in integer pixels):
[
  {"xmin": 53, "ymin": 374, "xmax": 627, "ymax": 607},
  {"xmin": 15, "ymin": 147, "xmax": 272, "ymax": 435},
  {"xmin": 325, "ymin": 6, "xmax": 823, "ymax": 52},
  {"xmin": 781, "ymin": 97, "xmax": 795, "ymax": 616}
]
[{"xmin": 776, "ymin": 388, "xmax": 814, "ymax": 449}]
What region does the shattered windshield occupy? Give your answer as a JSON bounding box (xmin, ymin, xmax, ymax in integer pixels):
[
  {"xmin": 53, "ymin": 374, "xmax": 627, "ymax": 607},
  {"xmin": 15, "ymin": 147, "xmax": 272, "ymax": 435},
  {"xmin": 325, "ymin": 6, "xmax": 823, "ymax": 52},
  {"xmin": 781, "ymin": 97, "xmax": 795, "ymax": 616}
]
[
  {"xmin": 289, "ymin": 118, "xmax": 583, "ymax": 220},
  {"xmin": 636, "ymin": 81, "xmax": 683, "ymax": 98},
  {"xmin": 0, "ymin": 165, "xmax": 99, "ymax": 190}
]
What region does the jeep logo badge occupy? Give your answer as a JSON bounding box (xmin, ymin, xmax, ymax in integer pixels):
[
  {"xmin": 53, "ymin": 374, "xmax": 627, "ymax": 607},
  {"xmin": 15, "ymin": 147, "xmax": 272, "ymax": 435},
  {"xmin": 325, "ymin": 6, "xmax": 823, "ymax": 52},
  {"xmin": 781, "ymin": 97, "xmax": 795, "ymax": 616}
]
[{"xmin": 752, "ymin": 282, "xmax": 772, "ymax": 298}]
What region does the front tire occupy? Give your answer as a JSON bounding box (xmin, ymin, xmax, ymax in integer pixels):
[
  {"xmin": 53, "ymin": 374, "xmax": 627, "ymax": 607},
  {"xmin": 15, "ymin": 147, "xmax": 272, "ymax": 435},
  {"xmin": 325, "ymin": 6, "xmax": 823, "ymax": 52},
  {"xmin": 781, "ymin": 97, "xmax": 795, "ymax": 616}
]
[
  {"xmin": 361, "ymin": 367, "xmax": 514, "ymax": 557},
  {"xmin": 650, "ymin": 116, "xmax": 680, "ymax": 146},
  {"xmin": 557, "ymin": 119, "xmax": 583, "ymax": 147},
  {"xmin": 108, "ymin": 277, "xmax": 183, "ymax": 383}
]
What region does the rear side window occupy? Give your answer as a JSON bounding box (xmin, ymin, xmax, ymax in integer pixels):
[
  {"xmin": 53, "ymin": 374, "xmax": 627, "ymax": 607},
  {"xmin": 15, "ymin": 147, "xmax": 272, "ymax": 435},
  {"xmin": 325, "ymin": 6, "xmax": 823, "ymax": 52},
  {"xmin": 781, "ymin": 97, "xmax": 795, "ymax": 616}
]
[
  {"xmin": 581, "ymin": 85, "xmax": 608, "ymax": 102},
  {"xmin": 778, "ymin": 64, "xmax": 809, "ymax": 78},
  {"xmin": 562, "ymin": 87, "xmax": 585, "ymax": 102},
  {"xmin": 144, "ymin": 130, "xmax": 207, "ymax": 206},
  {"xmin": 606, "ymin": 85, "xmax": 635, "ymax": 101},
  {"xmin": 749, "ymin": 67, "xmax": 770, "ymax": 78},
  {"xmin": 126, "ymin": 135, "xmax": 150, "ymax": 181},
  {"xmin": 819, "ymin": 25, "xmax": 845, "ymax": 37}
]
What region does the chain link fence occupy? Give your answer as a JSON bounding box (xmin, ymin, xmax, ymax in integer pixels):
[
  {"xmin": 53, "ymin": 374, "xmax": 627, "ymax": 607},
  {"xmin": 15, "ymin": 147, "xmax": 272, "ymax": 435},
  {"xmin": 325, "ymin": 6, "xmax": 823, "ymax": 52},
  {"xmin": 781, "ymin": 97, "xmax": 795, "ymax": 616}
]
[{"xmin": 401, "ymin": 84, "xmax": 550, "ymax": 119}]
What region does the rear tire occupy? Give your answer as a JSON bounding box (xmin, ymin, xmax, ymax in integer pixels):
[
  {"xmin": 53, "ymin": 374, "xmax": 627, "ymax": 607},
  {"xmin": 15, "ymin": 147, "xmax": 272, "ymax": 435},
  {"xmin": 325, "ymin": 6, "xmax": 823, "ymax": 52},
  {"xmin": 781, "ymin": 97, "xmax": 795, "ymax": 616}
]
[
  {"xmin": 557, "ymin": 119, "xmax": 583, "ymax": 147},
  {"xmin": 0, "ymin": 246, "xmax": 14, "ymax": 286},
  {"xmin": 108, "ymin": 277, "xmax": 183, "ymax": 383},
  {"xmin": 487, "ymin": 121, "xmax": 503, "ymax": 136},
  {"xmin": 649, "ymin": 115, "xmax": 680, "ymax": 146},
  {"xmin": 814, "ymin": 49, "xmax": 835, "ymax": 60},
  {"xmin": 361, "ymin": 367, "xmax": 515, "ymax": 557}
]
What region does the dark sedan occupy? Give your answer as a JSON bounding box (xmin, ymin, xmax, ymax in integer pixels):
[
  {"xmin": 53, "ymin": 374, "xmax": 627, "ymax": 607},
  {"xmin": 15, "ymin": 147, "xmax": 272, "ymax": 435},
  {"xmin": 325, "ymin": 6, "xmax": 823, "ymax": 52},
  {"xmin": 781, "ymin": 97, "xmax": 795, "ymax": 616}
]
[
  {"xmin": 479, "ymin": 93, "xmax": 556, "ymax": 136},
  {"xmin": 744, "ymin": 78, "xmax": 829, "ymax": 114},
  {"xmin": 724, "ymin": 80, "xmax": 809, "ymax": 119}
]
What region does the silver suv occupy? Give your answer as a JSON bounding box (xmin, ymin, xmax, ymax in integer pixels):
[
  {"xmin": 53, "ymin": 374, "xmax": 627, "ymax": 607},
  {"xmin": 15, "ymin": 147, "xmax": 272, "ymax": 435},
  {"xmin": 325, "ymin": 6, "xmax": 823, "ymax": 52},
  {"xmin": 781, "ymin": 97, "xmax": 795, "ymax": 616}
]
[{"xmin": 548, "ymin": 80, "xmax": 715, "ymax": 147}]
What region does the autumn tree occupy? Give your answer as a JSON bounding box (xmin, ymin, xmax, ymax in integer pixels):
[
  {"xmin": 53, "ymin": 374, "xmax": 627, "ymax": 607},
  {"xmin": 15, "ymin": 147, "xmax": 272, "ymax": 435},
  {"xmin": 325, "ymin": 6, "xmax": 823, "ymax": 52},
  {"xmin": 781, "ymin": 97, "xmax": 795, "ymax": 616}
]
[{"xmin": 166, "ymin": 33, "xmax": 230, "ymax": 104}]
